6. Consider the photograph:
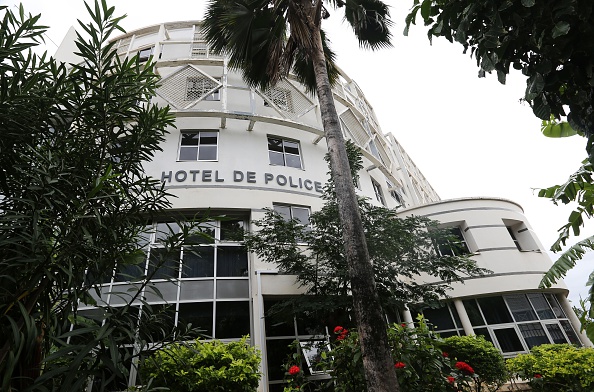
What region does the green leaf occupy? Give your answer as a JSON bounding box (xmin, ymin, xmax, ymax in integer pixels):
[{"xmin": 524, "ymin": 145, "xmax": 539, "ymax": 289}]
[
  {"xmin": 540, "ymin": 236, "xmax": 594, "ymax": 288},
  {"xmin": 552, "ymin": 21, "xmax": 570, "ymax": 39},
  {"xmin": 521, "ymin": 0, "xmax": 535, "ymax": 7},
  {"xmin": 541, "ymin": 119, "xmax": 578, "ymax": 138}
]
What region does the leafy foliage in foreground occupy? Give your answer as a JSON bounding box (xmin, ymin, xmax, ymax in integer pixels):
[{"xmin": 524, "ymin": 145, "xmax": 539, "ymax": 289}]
[
  {"xmin": 507, "ymin": 344, "xmax": 594, "ymax": 392},
  {"xmin": 283, "ymin": 319, "xmax": 505, "ymax": 392},
  {"xmin": 140, "ymin": 336, "xmax": 261, "ymax": 392},
  {"xmin": 0, "ymin": 2, "xmax": 202, "ymax": 390},
  {"xmin": 246, "ymin": 142, "xmax": 488, "ymax": 322},
  {"xmin": 442, "ymin": 335, "xmax": 507, "ymax": 392}
]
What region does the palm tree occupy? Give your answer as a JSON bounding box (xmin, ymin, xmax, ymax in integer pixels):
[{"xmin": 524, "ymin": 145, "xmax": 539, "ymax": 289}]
[{"xmin": 202, "ymin": 1, "xmax": 398, "ymax": 391}]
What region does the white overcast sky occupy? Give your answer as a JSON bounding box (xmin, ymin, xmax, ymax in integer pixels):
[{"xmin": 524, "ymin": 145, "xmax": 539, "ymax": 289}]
[{"xmin": 8, "ymin": 0, "xmax": 594, "ymax": 304}]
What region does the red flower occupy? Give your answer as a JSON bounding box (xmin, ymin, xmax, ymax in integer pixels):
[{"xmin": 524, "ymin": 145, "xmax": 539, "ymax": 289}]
[
  {"xmin": 334, "ymin": 326, "xmax": 344, "ymax": 334},
  {"xmin": 534, "ymin": 374, "xmax": 542, "ymax": 379},
  {"xmin": 337, "ymin": 334, "xmax": 346, "ymax": 341},
  {"xmin": 442, "ymin": 352, "xmax": 449, "ymax": 358},
  {"xmin": 455, "ymin": 361, "xmax": 475, "ymax": 375},
  {"xmin": 394, "ymin": 362, "xmax": 406, "ymax": 369},
  {"xmin": 447, "ymin": 376, "xmax": 455, "ymax": 384},
  {"xmin": 288, "ymin": 365, "xmax": 300, "ymax": 375},
  {"xmin": 401, "ymin": 323, "xmax": 407, "ymax": 327}
]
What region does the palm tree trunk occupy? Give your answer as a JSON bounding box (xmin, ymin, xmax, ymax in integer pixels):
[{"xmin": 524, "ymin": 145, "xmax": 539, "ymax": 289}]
[{"xmin": 309, "ymin": 18, "xmax": 401, "ymax": 392}]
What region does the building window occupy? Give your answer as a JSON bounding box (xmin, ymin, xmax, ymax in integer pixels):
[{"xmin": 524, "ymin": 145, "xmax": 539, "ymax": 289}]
[
  {"xmin": 371, "ymin": 179, "xmax": 386, "ymax": 206},
  {"xmin": 264, "ymin": 87, "xmax": 293, "ymax": 112},
  {"xmin": 83, "ymin": 216, "xmax": 250, "ymax": 344},
  {"xmin": 137, "ymin": 46, "xmax": 154, "ymax": 62},
  {"xmin": 456, "ymin": 294, "xmax": 581, "ymax": 356},
  {"xmin": 435, "ymin": 227, "xmax": 470, "ymax": 256},
  {"xmin": 507, "ymin": 227, "xmax": 522, "ymax": 250},
  {"xmin": 186, "ymin": 77, "xmax": 220, "ymax": 101},
  {"xmin": 268, "ymin": 137, "xmax": 302, "ymax": 169},
  {"xmin": 386, "ymin": 180, "xmax": 404, "ymax": 207},
  {"xmin": 273, "ymin": 204, "xmax": 310, "ymax": 226},
  {"xmin": 178, "ymin": 131, "xmax": 218, "ymax": 161}
]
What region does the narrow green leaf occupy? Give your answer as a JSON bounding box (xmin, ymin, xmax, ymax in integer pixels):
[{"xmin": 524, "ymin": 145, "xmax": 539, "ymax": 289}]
[{"xmin": 552, "ymin": 21, "xmax": 570, "ymax": 39}]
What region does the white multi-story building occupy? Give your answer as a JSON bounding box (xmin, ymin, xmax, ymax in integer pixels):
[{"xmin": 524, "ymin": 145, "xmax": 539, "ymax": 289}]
[{"xmin": 58, "ymin": 21, "xmax": 590, "ymax": 391}]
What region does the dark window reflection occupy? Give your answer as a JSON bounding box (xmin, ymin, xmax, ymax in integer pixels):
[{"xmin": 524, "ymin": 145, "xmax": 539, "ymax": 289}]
[
  {"xmin": 182, "ymin": 247, "xmax": 214, "ymax": 278},
  {"xmin": 215, "ymin": 301, "xmax": 250, "ymax": 338},
  {"xmin": 178, "ymin": 302, "xmax": 213, "ymax": 338}
]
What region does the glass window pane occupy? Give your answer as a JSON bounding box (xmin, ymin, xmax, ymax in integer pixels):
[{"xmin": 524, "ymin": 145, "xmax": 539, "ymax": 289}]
[
  {"xmin": 264, "ymin": 300, "xmax": 295, "ymax": 337},
  {"xmin": 527, "ymin": 293, "xmax": 556, "ymax": 320},
  {"xmin": 179, "ymin": 146, "xmax": 198, "ymax": 160},
  {"xmin": 182, "ymin": 247, "xmax": 215, "ymax": 278},
  {"xmin": 266, "ymin": 339, "xmax": 294, "ymax": 381},
  {"xmin": 179, "ymin": 302, "xmax": 213, "ymax": 338},
  {"xmin": 181, "ymin": 133, "xmax": 200, "ymax": 146},
  {"xmin": 463, "ymin": 299, "xmax": 486, "ymax": 326},
  {"xmin": 493, "ymin": 327, "xmax": 525, "ymax": 353},
  {"xmin": 518, "ymin": 323, "xmax": 550, "ymax": 349},
  {"xmin": 477, "ymin": 297, "xmax": 514, "ymax": 324},
  {"xmin": 560, "ymin": 320, "xmax": 581, "ymax": 345},
  {"xmin": 273, "ymin": 205, "xmax": 292, "ymax": 220},
  {"xmin": 198, "ymin": 145, "xmax": 217, "ymax": 160},
  {"xmin": 179, "ymin": 280, "xmax": 214, "ymax": 300},
  {"xmin": 215, "ymin": 301, "xmax": 250, "ymax": 338},
  {"xmin": 268, "ymin": 137, "xmax": 284, "ymax": 152},
  {"xmin": 186, "ymin": 222, "xmax": 215, "ymax": 244},
  {"xmin": 474, "ymin": 327, "xmax": 494, "ymax": 345},
  {"xmin": 450, "ymin": 304, "xmax": 462, "ymax": 328},
  {"xmin": 139, "ymin": 303, "xmax": 175, "ymax": 342},
  {"xmin": 504, "ymin": 294, "xmax": 538, "ymax": 322},
  {"xmin": 285, "ymin": 154, "xmax": 302, "ymax": 168},
  {"xmin": 545, "ymin": 323, "xmax": 569, "ymax": 344},
  {"xmin": 200, "ymin": 132, "xmax": 218, "ymax": 144},
  {"xmin": 423, "ymin": 306, "xmax": 455, "ymax": 330},
  {"xmin": 143, "ymin": 281, "xmax": 179, "ymax": 302},
  {"xmin": 217, "ymin": 247, "xmax": 248, "ymax": 277},
  {"xmin": 147, "ymin": 248, "xmax": 180, "ymax": 280},
  {"xmin": 221, "ymin": 219, "xmax": 244, "ymax": 241},
  {"xmin": 545, "ymin": 294, "xmax": 566, "ymax": 318},
  {"xmin": 154, "ymin": 222, "xmax": 180, "ymax": 244},
  {"xmin": 114, "ymin": 258, "xmax": 146, "ymax": 282},
  {"xmin": 269, "ymin": 151, "xmax": 285, "ymax": 166},
  {"xmin": 283, "ymin": 140, "xmax": 300, "ymax": 155},
  {"xmin": 109, "ymin": 283, "xmax": 143, "ymax": 305},
  {"xmin": 291, "ymin": 207, "xmax": 310, "ymax": 226},
  {"xmin": 216, "ymin": 280, "xmax": 249, "ymax": 299}
]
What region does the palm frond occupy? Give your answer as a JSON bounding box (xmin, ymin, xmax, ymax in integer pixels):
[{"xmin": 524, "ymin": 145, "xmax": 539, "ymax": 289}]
[
  {"xmin": 539, "ymin": 235, "xmax": 594, "ymax": 288},
  {"xmin": 291, "ymin": 28, "xmax": 340, "ymax": 94},
  {"xmin": 344, "ymin": 0, "xmax": 392, "ymax": 50}
]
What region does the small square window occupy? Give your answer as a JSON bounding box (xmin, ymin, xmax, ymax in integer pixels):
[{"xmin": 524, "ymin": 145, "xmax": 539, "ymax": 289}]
[
  {"xmin": 435, "ymin": 227, "xmax": 470, "ymax": 256},
  {"xmin": 371, "ymin": 179, "xmax": 386, "ymax": 206},
  {"xmin": 273, "ymin": 204, "xmax": 310, "ymax": 226},
  {"xmin": 178, "ymin": 131, "xmax": 218, "ymax": 161},
  {"xmin": 137, "ymin": 46, "xmax": 154, "ymax": 62},
  {"xmin": 268, "ymin": 137, "xmax": 302, "ymax": 169}
]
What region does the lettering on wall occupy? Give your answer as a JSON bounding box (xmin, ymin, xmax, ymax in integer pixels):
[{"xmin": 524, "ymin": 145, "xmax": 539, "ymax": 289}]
[{"xmin": 161, "ymin": 170, "xmax": 323, "ymax": 194}]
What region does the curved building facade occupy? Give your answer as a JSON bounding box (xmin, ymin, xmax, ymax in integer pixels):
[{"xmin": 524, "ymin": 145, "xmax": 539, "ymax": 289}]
[{"xmin": 58, "ymin": 21, "xmax": 589, "ymax": 391}]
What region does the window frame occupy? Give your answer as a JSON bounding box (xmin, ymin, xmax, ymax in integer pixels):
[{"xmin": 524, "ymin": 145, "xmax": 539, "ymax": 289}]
[
  {"xmin": 137, "ymin": 46, "xmax": 154, "ymax": 62},
  {"xmin": 177, "ymin": 130, "xmax": 219, "ymax": 162},
  {"xmin": 267, "ymin": 136, "xmax": 303, "ymax": 169},
  {"xmin": 371, "ymin": 178, "xmax": 386, "ymax": 206}
]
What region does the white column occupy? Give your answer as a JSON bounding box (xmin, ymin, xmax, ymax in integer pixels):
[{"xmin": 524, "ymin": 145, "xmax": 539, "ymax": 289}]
[
  {"xmin": 453, "ymin": 299, "xmax": 475, "ymax": 336},
  {"xmin": 557, "ymin": 293, "xmax": 593, "ymax": 347},
  {"xmin": 402, "ymin": 306, "xmax": 414, "ymax": 328}
]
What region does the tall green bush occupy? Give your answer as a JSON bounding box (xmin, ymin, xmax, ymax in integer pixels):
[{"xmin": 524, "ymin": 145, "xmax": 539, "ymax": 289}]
[
  {"xmin": 507, "ymin": 344, "xmax": 594, "ymax": 392},
  {"xmin": 442, "ymin": 335, "xmax": 507, "ymax": 392},
  {"xmin": 140, "ymin": 336, "xmax": 261, "ymax": 392}
]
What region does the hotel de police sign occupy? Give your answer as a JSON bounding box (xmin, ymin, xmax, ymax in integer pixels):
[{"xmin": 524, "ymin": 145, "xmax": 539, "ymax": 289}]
[{"xmin": 161, "ymin": 169, "xmax": 324, "ymax": 194}]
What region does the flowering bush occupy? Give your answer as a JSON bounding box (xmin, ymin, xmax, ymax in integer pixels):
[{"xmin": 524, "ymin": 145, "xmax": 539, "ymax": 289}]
[
  {"xmin": 507, "ymin": 344, "xmax": 594, "ymax": 392},
  {"xmin": 442, "ymin": 335, "xmax": 507, "ymax": 392},
  {"xmin": 455, "ymin": 361, "xmax": 475, "ymax": 375}
]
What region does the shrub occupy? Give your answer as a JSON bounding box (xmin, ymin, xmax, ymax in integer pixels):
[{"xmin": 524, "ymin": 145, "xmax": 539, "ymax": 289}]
[
  {"xmin": 140, "ymin": 336, "xmax": 261, "ymax": 392},
  {"xmin": 442, "ymin": 335, "xmax": 507, "ymax": 392},
  {"xmin": 292, "ymin": 318, "xmax": 481, "ymax": 392},
  {"xmin": 507, "ymin": 344, "xmax": 594, "ymax": 392}
]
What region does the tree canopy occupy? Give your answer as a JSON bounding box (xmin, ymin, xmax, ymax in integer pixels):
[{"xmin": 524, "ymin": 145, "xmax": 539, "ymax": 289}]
[
  {"xmin": 0, "ymin": 2, "xmax": 202, "ymax": 389},
  {"xmin": 246, "ymin": 143, "xmax": 488, "ymax": 324}
]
